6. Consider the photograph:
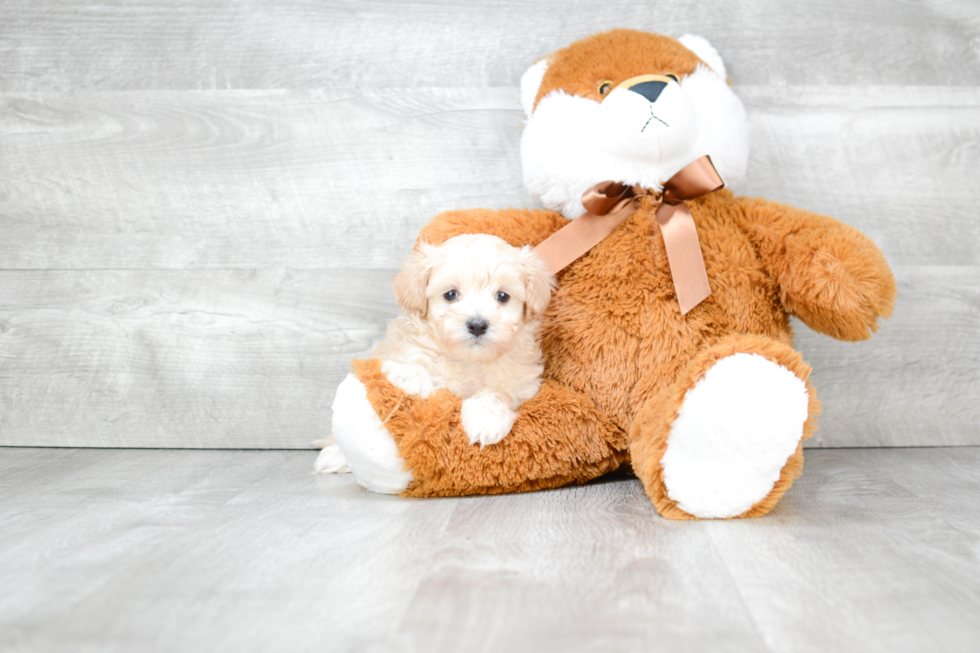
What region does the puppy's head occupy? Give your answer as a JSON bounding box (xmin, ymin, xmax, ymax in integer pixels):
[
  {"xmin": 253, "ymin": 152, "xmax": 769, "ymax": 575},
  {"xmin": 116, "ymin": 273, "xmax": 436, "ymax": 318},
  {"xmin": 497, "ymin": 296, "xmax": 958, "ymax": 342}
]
[{"xmin": 393, "ymin": 234, "xmax": 555, "ymax": 363}]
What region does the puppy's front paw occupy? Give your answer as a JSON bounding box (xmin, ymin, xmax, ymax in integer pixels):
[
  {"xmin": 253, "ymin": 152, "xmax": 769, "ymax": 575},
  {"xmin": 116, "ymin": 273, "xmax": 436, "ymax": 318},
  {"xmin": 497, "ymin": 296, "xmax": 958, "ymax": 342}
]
[
  {"xmin": 460, "ymin": 393, "xmax": 518, "ymax": 447},
  {"xmin": 381, "ymin": 361, "xmax": 435, "ymax": 398},
  {"xmin": 314, "ymin": 444, "xmax": 351, "ymax": 474}
]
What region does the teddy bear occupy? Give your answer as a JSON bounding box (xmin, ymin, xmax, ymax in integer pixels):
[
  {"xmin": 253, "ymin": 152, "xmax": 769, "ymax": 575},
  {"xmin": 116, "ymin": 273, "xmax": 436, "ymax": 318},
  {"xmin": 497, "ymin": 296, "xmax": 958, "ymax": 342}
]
[{"xmin": 322, "ymin": 29, "xmax": 896, "ymax": 520}]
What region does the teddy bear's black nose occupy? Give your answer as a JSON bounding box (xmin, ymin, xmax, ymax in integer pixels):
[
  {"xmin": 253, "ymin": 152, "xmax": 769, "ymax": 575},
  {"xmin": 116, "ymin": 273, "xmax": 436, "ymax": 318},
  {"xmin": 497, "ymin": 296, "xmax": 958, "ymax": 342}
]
[
  {"xmin": 628, "ymin": 80, "xmax": 668, "ymax": 103},
  {"xmin": 467, "ymin": 318, "xmax": 489, "ymax": 337}
]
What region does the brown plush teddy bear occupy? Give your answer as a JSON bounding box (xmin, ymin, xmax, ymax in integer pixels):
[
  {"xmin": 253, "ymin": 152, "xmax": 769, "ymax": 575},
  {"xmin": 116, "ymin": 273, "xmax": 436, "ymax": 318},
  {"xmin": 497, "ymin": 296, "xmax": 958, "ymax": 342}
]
[{"xmin": 320, "ymin": 29, "xmax": 896, "ymax": 520}]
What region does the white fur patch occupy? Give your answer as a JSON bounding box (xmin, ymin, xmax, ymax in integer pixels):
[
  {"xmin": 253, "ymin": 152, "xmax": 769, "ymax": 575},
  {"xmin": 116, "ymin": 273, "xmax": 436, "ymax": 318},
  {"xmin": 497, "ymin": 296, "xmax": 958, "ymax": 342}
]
[
  {"xmin": 460, "ymin": 391, "xmax": 518, "ymax": 447},
  {"xmin": 520, "ymin": 58, "xmax": 549, "ymax": 118},
  {"xmin": 677, "ymin": 34, "xmax": 727, "ymax": 79},
  {"xmin": 660, "ymin": 353, "xmax": 809, "ymax": 519},
  {"xmin": 327, "ymin": 373, "xmax": 413, "ymax": 494},
  {"xmin": 678, "ymin": 65, "xmax": 750, "ymax": 190},
  {"xmin": 314, "ymin": 444, "xmax": 351, "ymax": 474}
]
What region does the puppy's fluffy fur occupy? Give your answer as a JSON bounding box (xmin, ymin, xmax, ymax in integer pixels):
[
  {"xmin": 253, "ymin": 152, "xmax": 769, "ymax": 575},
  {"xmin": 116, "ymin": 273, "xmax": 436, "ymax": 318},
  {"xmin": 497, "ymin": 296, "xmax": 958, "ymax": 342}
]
[{"xmin": 378, "ymin": 234, "xmax": 554, "ymax": 447}]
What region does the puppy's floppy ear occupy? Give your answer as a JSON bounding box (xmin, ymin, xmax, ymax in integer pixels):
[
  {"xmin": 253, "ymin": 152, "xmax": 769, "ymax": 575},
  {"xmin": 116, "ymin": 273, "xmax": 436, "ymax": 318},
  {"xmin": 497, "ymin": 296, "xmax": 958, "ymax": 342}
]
[
  {"xmin": 520, "ymin": 246, "xmax": 555, "ymax": 320},
  {"xmin": 393, "ymin": 242, "xmax": 437, "ymax": 317}
]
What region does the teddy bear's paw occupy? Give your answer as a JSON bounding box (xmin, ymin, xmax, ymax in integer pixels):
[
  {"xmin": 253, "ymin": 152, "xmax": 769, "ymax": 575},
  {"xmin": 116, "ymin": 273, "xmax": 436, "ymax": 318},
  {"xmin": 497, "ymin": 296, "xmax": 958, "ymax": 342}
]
[
  {"xmin": 328, "ymin": 373, "xmax": 413, "ymax": 494},
  {"xmin": 660, "ymin": 353, "xmax": 809, "ymax": 518},
  {"xmin": 460, "ymin": 392, "xmax": 518, "ymax": 448},
  {"xmin": 380, "ymin": 360, "xmax": 435, "ymax": 398},
  {"xmin": 314, "ymin": 444, "xmax": 351, "ymax": 474}
]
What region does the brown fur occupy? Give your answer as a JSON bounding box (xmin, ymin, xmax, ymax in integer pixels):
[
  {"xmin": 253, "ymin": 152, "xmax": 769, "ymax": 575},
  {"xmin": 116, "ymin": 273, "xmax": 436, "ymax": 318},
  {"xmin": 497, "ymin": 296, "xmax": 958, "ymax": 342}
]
[
  {"xmin": 349, "ymin": 32, "xmax": 896, "ymax": 518},
  {"xmin": 352, "ymin": 358, "xmax": 629, "ymax": 497},
  {"xmin": 534, "ymin": 30, "xmax": 705, "ymax": 111},
  {"xmin": 352, "ymin": 189, "xmax": 894, "ymax": 517}
]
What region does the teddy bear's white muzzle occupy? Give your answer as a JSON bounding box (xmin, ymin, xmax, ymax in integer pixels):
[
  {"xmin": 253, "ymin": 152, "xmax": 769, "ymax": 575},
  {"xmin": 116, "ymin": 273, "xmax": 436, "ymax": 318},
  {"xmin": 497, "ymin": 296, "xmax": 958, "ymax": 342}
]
[{"xmin": 599, "ymin": 80, "xmax": 702, "ymax": 173}]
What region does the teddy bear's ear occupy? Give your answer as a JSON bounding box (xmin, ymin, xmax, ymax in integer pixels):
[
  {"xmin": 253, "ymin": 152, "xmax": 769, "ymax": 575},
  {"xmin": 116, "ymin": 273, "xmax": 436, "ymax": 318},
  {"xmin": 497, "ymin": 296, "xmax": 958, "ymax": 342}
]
[
  {"xmin": 677, "ymin": 34, "xmax": 727, "ymax": 79},
  {"xmin": 520, "ymin": 57, "xmax": 550, "ymax": 118},
  {"xmin": 393, "ymin": 242, "xmax": 437, "ymax": 317}
]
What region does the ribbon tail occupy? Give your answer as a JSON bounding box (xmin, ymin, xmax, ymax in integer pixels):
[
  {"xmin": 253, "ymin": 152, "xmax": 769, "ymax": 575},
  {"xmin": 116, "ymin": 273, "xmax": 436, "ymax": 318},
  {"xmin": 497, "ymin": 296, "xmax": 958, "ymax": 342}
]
[
  {"xmin": 534, "ymin": 200, "xmax": 639, "ymax": 276},
  {"xmin": 656, "ymin": 201, "xmax": 711, "ymax": 314}
]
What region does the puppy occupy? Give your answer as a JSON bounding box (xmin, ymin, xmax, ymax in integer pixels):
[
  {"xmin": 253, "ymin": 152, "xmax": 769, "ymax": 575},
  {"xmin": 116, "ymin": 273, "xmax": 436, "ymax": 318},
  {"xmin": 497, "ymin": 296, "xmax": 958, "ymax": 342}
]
[{"xmin": 377, "ymin": 233, "xmax": 554, "ymax": 447}]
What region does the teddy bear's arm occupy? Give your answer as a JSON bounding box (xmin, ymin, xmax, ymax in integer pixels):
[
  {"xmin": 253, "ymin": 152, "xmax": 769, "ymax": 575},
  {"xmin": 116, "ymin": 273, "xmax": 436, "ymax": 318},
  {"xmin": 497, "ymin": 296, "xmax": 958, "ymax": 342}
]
[
  {"xmin": 735, "ymin": 197, "xmax": 897, "ymax": 341},
  {"xmin": 417, "ymin": 208, "xmax": 569, "ymax": 248}
]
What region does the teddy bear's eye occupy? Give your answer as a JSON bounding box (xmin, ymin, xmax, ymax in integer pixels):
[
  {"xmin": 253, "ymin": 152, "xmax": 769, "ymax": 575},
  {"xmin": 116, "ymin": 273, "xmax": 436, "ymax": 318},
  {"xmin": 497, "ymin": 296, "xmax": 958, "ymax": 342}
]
[
  {"xmin": 496, "ymin": 292, "xmax": 510, "ymax": 304},
  {"xmin": 666, "ymin": 73, "xmax": 679, "ymax": 82},
  {"xmin": 597, "ymin": 80, "xmax": 613, "ymax": 96},
  {"xmin": 444, "ymin": 290, "xmax": 459, "ymax": 302}
]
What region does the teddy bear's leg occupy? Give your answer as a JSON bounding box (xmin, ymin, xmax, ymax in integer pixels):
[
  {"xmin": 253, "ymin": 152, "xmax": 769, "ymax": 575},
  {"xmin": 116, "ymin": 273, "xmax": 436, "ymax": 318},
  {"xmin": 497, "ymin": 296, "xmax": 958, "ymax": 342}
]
[
  {"xmin": 329, "ymin": 359, "xmax": 630, "ymax": 498},
  {"xmin": 631, "ymin": 335, "xmax": 820, "ymax": 520},
  {"xmin": 325, "ymin": 372, "xmax": 414, "ymax": 494}
]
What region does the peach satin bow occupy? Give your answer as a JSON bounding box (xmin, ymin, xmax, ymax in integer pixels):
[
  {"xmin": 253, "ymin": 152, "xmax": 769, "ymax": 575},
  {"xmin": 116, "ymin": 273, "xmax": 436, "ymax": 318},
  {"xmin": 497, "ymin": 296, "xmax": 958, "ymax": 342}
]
[{"xmin": 533, "ymin": 156, "xmax": 723, "ymax": 314}]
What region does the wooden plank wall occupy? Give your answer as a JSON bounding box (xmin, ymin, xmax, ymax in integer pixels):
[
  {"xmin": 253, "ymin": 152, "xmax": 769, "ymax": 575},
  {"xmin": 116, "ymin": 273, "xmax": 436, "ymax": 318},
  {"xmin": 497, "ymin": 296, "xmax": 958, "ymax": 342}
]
[{"xmin": 1, "ymin": 0, "xmax": 978, "ymax": 448}]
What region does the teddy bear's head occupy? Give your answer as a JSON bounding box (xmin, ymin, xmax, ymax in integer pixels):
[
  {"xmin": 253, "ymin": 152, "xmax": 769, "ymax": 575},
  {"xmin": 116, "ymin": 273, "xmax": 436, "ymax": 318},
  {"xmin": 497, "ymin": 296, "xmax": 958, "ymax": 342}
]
[{"xmin": 520, "ymin": 29, "xmax": 750, "ymax": 219}]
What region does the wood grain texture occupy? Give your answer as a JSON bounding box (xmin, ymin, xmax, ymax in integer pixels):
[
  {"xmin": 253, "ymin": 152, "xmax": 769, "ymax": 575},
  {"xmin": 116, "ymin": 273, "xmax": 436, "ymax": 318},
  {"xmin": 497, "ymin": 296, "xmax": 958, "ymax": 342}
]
[
  {"xmin": 737, "ymin": 86, "xmax": 980, "ymax": 267},
  {"xmin": 795, "ymin": 265, "xmax": 980, "ymax": 447},
  {"xmin": 0, "ymin": 269, "xmax": 400, "ymax": 448},
  {"xmin": 1, "ymin": 1, "xmax": 977, "ymax": 449},
  {"xmin": 2, "ymin": 86, "xmax": 978, "ymax": 269},
  {"xmin": 1, "ymin": 447, "xmax": 979, "ymax": 652},
  {"xmin": 0, "ymin": 88, "xmax": 532, "ymax": 269},
  {"xmin": 2, "ymin": 0, "xmax": 979, "ymax": 91},
  {"xmin": 704, "ymin": 447, "xmax": 980, "ymax": 652},
  {"xmin": 1, "ymin": 266, "xmax": 976, "ymax": 448}
]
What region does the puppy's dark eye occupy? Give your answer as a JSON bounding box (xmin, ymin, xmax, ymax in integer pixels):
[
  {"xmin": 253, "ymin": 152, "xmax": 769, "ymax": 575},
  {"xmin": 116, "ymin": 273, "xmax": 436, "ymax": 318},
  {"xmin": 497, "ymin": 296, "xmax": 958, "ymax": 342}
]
[
  {"xmin": 597, "ymin": 80, "xmax": 613, "ymax": 96},
  {"xmin": 444, "ymin": 290, "xmax": 458, "ymax": 302},
  {"xmin": 666, "ymin": 73, "xmax": 679, "ymax": 83},
  {"xmin": 496, "ymin": 292, "xmax": 509, "ymax": 304}
]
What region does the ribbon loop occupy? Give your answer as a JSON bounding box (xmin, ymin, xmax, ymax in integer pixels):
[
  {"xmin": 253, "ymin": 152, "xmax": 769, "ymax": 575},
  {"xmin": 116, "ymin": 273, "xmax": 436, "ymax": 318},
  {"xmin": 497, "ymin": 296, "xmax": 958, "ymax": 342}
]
[
  {"xmin": 534, "ymin": 155, "xmax": 723, "ymax": 314},
  {"xmin": 662, "ymin": 156, "xmax": 724, "ymax": 205},
  {"xmin": 581, "ymin": 181, "xmax": 634, "ymax": 215}
]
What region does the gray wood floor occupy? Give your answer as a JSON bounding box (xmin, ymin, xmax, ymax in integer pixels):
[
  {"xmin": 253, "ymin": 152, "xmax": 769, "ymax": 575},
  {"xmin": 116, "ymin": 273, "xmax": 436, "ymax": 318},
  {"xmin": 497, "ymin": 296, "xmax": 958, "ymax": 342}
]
[
  {"xmin": 2, "ymin": 446, "xmax": 979, "ymax": 653},
  {"xmin": 2, "ymin": 1, "xmax": 979, "ymax": 449}
]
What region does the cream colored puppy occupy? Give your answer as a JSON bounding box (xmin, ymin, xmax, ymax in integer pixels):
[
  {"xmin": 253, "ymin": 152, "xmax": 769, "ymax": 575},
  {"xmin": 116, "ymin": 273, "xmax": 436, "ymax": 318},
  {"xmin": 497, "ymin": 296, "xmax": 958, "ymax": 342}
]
[{"xmin": 377, "ymin": 233, "xmax": 554, "ymax": 447}]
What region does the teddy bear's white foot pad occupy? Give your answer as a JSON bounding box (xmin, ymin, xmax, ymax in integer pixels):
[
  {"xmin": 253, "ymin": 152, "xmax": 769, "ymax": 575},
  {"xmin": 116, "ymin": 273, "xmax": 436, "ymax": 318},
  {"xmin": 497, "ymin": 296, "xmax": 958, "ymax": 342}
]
[
  {"xmin": 325, "ymin": 373, "xmax": 413, "ymax": 494},
  {"xmin": 660, "ymin": 353, "xmax": 808, "ymax": 519}
]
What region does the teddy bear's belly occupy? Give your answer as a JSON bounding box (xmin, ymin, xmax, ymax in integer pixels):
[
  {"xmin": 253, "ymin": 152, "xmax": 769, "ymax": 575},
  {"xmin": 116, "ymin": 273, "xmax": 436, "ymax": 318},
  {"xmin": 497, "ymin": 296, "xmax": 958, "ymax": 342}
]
[{"xmin": 538, "ymin": 211, "xmax": 789, "ymax": 430}]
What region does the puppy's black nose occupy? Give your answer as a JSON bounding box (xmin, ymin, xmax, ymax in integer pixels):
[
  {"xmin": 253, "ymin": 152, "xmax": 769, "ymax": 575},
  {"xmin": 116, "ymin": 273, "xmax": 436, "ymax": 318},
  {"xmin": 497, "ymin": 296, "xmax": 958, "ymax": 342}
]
[{"xmin": 466, "ymin": 318, "xmax": 489, "ymax": 337}]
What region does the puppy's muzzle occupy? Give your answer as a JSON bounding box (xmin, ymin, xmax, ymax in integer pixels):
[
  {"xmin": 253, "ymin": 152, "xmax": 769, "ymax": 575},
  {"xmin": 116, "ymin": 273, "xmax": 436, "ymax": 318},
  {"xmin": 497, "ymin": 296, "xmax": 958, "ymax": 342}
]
[{"xmin": 466, "ymin": 318, "xmax": 489, "ymax": 337}]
